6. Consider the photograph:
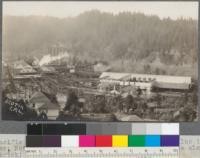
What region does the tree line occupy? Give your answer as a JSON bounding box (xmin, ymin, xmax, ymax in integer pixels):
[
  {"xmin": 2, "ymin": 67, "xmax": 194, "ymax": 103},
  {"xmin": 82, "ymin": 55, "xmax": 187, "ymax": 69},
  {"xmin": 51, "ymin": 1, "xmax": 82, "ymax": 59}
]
[{"xmin": 3, "ymin": 10, "xmax": 198, "ymax": 77}]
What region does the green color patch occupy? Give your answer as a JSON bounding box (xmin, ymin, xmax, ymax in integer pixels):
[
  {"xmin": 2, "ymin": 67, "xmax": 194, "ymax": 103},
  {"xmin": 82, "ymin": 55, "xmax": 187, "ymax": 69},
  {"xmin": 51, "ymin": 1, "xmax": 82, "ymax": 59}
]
[{"xmin": 128, "ymin": 135, "xmax": 145, "ymax": 147}]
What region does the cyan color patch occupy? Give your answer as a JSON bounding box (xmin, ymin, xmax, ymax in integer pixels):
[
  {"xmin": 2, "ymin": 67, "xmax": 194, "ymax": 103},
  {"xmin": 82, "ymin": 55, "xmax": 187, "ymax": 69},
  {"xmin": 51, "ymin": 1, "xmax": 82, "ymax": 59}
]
[{"xmin": 145, "ymin": 135, "xmax": 161, "ymax": 147}]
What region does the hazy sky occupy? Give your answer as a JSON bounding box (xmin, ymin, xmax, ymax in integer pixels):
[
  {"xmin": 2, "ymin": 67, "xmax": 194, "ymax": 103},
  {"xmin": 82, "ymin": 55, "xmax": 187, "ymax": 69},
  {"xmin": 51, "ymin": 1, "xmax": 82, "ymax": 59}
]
[{"xmin": 3, "ymin": 1, "xmax": 199, "ymax": 20}]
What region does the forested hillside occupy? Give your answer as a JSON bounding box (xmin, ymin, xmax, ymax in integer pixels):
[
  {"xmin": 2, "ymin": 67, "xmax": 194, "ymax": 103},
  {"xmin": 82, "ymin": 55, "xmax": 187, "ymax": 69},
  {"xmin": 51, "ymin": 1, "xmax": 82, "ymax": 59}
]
[{"xmin": 3, "ymin": 10, "xmax": 198, "ymax": 77}]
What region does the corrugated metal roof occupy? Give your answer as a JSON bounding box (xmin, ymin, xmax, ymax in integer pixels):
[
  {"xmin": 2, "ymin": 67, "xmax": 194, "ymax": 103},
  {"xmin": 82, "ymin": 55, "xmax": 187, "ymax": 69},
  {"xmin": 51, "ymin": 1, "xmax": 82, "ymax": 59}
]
[
  {"xmin": 100, "ymin": 72, "xmax": 130, "ymax": 80},
  {"xmin": 154, "ymin": 82, "xmax": 190, "ymax": 90},
  {"xmin": 100, "ymin": 72, "xmax": 191, "ymax": 84}
]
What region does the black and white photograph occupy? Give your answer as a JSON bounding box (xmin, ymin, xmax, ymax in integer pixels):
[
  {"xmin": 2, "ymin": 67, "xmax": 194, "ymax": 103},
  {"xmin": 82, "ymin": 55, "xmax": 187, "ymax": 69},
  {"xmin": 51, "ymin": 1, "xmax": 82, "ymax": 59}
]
[{"xmin": 2, "ymin": 1, "xmax": 198, "ymax": 121}]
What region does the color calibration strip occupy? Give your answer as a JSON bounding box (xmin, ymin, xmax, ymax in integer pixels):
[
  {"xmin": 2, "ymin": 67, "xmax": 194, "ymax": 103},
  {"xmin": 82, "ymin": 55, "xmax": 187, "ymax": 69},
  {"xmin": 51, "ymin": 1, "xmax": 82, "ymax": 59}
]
[
  {"xmin": 27, "ymin": 123, "xmax": 179, "ymax": 135},
  {"xmin": 26, "ymin": 135, "xmax": 179, "ymax": 147},
  {"xmin": 26, "ymin": 123, "xmax": 179, "ymax": 148}
]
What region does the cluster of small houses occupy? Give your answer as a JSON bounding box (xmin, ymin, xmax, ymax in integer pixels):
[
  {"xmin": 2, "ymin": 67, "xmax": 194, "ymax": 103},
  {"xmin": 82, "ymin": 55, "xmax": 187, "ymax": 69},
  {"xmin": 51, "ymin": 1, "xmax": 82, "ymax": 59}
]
[{"xmin": 2, "ymin": 53, "xmax": 193, "ymax": 120}]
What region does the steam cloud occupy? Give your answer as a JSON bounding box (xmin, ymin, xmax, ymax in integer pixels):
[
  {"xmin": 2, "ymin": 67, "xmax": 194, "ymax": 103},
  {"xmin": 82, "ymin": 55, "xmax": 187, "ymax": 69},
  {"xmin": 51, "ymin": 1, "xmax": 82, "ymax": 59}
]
[{"xmin": 39, "ymin": 52, "xmax": 69, "ymax": 66}]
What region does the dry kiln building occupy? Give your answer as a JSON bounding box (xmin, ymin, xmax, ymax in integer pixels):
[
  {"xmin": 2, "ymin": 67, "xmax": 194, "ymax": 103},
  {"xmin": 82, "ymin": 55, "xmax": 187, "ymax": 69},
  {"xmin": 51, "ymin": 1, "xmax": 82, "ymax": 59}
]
[{"xmin": 99, "ymin": 72, "xmax": 192, "ymax": 94}]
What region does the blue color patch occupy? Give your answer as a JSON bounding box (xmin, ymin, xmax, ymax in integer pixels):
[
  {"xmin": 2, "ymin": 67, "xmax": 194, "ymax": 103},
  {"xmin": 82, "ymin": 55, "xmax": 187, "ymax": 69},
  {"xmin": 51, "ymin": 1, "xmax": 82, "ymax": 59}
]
[{"xmin": 145, "ymin": 135, "xmax": 161, "ymax": 147}]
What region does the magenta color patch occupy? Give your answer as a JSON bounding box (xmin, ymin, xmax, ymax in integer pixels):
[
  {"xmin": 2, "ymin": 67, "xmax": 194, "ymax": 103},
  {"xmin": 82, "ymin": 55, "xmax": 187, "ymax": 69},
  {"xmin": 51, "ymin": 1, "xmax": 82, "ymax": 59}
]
[{"xmin": 79, "ymin": 135, "xmax": 96, "ymax": 147}]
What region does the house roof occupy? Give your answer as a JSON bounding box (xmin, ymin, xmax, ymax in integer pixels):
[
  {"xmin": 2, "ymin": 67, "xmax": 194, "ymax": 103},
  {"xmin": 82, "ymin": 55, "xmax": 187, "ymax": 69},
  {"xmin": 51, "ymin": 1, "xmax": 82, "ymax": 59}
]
[
  {"xmin": 110, "ymin": 89, "xmax": 120, "ymax": 94},
  {"xmin": 40, "ymin": 66, "xmax": 55, "ymax": 72},
  {"xmin": 30, "ymin": 91, "xmax": 50, "ymax": 103},
  {"xmin": 13, "ymin": 60, "xmax": 37, "ymax": 73},
  {"xmin": 20, "ymin": 67, "xmax": 37, "ymax": 73},
  {"xmin": 115, "ymin": 112, "xmax": 143, "ymax": 121},
  {"xmin": 14, "ymin": 60, "xmax": 30, "ymax": 69},
  {"xmin": 39, "ymin": 102, "xmax": 59, "ymax": 110},
  {"xmin": 30, "ymin": 91, "xmax": 59, "ymax": 109}
]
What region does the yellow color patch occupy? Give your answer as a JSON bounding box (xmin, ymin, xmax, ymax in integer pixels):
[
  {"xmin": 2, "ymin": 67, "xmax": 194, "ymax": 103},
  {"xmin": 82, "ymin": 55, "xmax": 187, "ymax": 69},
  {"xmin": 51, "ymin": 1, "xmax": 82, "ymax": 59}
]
[{"xmin": 112, "ymin": 135, "xmax": 128, "ymax": 147}]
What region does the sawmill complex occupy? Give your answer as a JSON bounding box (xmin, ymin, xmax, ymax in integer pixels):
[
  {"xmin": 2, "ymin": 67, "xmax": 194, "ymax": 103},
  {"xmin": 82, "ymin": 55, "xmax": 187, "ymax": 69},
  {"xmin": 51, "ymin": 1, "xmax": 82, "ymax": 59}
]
[{"xmin": 2, "ymin": 50, "xmax": 197, "ymax": 122}]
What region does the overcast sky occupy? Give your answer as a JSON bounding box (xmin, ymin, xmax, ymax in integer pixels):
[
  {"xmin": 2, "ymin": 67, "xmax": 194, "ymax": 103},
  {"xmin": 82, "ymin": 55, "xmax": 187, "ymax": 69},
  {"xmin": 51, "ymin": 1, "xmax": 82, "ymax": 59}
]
[{"xmin": 3, "ymin": 1, "xmax": 199, "ymax": 20}]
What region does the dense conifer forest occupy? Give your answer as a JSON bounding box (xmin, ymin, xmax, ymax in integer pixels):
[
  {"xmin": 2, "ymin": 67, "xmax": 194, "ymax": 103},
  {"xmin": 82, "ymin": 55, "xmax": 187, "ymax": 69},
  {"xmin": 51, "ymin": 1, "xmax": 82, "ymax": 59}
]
[{"xmin": 3, "ymin": 10, "xmax": 198, "ymax": 77}]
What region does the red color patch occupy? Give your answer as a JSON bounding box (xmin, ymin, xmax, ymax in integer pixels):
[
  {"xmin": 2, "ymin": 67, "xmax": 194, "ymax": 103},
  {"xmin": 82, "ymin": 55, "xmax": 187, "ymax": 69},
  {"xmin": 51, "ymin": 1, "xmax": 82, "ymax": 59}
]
[{"xmin": 95, "ymin": 135, "xmax": 112, "ymax": 147}]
